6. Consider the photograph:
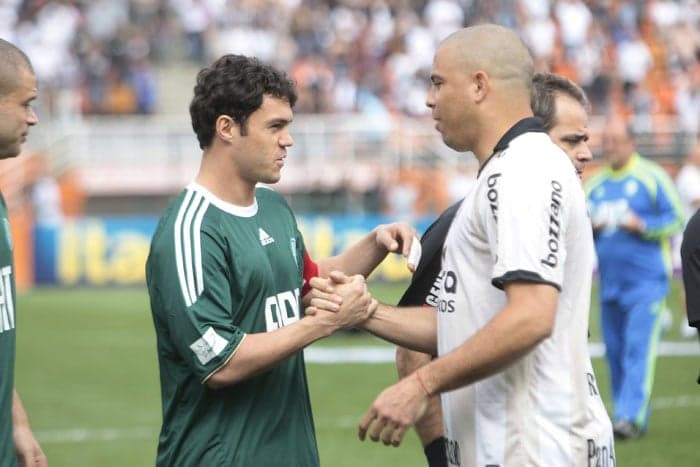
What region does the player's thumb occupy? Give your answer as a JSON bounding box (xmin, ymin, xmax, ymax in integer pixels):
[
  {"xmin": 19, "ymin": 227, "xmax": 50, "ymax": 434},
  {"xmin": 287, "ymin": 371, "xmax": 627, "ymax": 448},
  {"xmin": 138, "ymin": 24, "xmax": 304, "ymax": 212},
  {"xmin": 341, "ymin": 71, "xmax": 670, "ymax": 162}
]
[{"xmin": 329, "ymin": 270, "xmax": 350, "ymax": 283}]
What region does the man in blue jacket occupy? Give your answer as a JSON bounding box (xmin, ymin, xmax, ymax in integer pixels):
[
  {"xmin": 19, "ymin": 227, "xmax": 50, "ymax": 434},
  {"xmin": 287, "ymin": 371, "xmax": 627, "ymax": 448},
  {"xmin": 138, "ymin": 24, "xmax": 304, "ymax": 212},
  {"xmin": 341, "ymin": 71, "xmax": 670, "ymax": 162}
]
[{"xmin": 586, "ymin": 118, "xmax": 685, "ymax": 440}]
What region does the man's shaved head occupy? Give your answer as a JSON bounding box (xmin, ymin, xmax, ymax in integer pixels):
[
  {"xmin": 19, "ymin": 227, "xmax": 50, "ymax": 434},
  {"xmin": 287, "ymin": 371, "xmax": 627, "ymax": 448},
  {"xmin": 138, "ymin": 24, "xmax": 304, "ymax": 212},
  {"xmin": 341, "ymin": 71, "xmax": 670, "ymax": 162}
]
[
  {"xmin": 440, "ymin": 24, "xmax": 534, "ymax": 92},
  {"xmin": 0, "ymin": 39, "xmax": 34, "ymax": 96},
  {"xmin": 0, "ymin": 39, "xmax": 38, "ymax": 159},
  {"xmin": 426, "ymin": 24, "xmax": 535, "ymax": 158}
]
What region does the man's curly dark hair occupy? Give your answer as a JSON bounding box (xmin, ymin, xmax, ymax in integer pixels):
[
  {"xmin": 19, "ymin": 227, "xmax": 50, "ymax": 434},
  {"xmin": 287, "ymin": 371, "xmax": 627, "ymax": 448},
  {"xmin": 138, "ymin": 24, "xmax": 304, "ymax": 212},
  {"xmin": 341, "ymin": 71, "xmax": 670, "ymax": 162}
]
[{"xmin": 189, "ymin": 55, "xmax": 297, "ymax": 149}]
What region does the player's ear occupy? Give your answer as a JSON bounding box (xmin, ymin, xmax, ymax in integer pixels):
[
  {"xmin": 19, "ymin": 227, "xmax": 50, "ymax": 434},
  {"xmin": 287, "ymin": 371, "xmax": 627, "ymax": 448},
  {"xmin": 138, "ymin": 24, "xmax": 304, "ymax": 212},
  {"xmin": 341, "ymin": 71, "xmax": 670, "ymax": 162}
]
[
  {"xmin": 472, "ymin": 70, "xmax": 490, "ymax": 103},
  {"xmin": 215, "ymin": 115, "xmax": 240, "ymax": 143}
]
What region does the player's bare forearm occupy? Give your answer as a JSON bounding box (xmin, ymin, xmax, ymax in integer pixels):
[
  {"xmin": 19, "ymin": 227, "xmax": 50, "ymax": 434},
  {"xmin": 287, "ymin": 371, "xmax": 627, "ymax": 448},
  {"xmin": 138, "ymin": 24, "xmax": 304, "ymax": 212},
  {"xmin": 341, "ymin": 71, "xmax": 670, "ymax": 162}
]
[
  {"xmin": 206, "ymin": 316, "xmax": 335, "ymax": 388},
  {"xmin": 396, "ymin": 347, "xmax": 444, "ymax": 446},
  {"xmin": 317, "ymin": 223, "xmax": 415, "ymax": 277},
  {"xmin": 361, "ymin": 303, "xmax": 438, "ymax": 354},
  {"xmin": 307, "ymin": 273, "xmax": 435, "ymax": 351},
  {"xmin": 13, "ymin": 390, "xmax": 47, "ymax": 467},
  {"xmin": 396, "ymin": 347, "xmax": 433, "ymax": 379},
  {"xmin": 208, "ymin": 277, "xmax": 374, "ymax": 388}
]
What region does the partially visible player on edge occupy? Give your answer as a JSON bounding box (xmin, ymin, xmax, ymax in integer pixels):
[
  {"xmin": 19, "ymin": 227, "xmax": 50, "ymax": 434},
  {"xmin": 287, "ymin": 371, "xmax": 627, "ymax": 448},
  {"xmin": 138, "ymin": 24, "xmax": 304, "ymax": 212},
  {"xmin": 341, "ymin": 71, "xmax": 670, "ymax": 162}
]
[
  {"xmin": 681, "ymin": 209, "xmax": 700, "ymax": 340},
  {"xmin": 309, "ymin": 25, "xmax": 614, "ymax": 466},
  {"xmin": 681, "ymin": 207, "xmax": 700, "ymax": 386},
  {"xmin": 0, "ymin": 38, "xmax": 47, "ymax": 467},
  {"xmin": 395, "ymin": 71, "xmax": 594, "ymax": 467},
  {"xmin": 145, "ymin": 54, "xmax": 415, "ymax": 467}
]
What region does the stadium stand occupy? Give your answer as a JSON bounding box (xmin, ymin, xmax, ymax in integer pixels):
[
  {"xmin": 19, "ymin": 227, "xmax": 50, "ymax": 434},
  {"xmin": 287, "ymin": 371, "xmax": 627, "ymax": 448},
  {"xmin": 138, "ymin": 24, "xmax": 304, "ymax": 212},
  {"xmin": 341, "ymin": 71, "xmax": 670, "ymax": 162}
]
[{"xmin": 0, "ymin": 0, "xmax": 697, "ymax": 217}]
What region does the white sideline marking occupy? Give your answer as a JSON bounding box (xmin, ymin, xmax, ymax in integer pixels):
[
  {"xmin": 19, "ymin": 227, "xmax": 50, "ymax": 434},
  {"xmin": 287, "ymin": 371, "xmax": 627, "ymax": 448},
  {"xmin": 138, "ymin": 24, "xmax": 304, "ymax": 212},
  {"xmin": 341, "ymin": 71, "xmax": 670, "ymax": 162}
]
[
  {"xmin": 651, "ymin": 395, "xmax": 700, "ymax": 409},
  {"xmin": 37, "ymin": 395, "xmax": 700, "ymax": 444},
  {"xmin": 37, "ymin": 427, "xmax": 154, "ymax": 444},
  {"xmin": 305, "ymin": 346, "xmax": 396, "ymax": 363},
  {"xmin": 304, "ymin": 342, "xmax": 700, "ymax": 363}
]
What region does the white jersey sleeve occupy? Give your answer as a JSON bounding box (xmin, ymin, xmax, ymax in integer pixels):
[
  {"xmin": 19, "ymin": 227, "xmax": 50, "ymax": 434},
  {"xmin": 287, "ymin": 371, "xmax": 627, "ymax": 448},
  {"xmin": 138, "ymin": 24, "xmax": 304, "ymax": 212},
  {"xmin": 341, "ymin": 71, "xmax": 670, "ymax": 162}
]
[{"xmin": 489, "ymin": 136, "xmax": 571, "ymax": 291}]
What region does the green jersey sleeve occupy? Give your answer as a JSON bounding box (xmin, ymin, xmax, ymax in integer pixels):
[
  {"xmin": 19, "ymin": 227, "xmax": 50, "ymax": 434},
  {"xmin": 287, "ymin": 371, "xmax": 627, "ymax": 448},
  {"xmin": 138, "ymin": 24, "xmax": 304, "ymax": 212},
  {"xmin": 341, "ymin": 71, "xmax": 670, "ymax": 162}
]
[
  {"xmin": 147, "ymin": 207, "xmax": 246, "ymax": 384},
  {"xmin": 169, "ymin": 228, "xmax": 246, "ymax": 383}
]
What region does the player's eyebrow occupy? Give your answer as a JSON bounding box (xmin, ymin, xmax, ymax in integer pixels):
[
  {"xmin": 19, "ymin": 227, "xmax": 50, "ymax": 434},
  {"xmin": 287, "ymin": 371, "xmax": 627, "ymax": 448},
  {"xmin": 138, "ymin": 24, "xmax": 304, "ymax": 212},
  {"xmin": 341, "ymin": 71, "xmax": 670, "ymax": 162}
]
[
  {"xmin": 563, "ymin": 133, "xmax": 589, "ymax": 143},
  {"xmin": 266, "ymin": 117, "xmax": 292, "ymax": 128}
]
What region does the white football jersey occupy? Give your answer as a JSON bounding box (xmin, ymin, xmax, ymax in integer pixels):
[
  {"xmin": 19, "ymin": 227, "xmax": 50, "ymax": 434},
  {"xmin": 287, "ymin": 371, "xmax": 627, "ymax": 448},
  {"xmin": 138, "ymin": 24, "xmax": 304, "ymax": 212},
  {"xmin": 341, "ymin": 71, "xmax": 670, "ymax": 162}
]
[{"xmin": 436, "ymin": 121, "xmax": 615, "ymax": 467}]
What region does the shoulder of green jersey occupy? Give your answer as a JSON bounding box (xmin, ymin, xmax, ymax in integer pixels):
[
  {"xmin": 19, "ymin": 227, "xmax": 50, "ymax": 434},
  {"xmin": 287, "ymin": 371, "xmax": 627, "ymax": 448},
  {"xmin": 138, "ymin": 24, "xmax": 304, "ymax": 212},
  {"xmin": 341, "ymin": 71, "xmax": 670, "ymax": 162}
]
[{"xmin": 174, "ymin": 187, "xmax": 210, "ymax": 307}]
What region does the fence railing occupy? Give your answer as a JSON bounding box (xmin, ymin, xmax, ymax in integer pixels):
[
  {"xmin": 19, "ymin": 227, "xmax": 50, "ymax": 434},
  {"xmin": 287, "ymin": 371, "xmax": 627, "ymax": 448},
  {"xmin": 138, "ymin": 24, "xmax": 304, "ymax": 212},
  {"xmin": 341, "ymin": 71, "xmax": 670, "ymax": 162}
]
[{"xmin": 23, "ymin": 113, "xmax": 696, "ymax": 196}]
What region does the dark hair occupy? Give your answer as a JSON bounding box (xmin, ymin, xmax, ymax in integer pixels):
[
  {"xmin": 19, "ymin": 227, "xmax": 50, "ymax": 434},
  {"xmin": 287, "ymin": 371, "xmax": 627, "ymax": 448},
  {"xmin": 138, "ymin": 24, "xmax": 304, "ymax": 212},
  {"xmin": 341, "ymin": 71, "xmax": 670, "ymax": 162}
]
[
  {"xmin": 531, "ymin": 72, "xmax": 589, "ymax": 132},
  {"xmin": 0, "ymin": 38, "xmax": 34, "ymax": 96},
  {"xmin": 189, "ymin": 54, "xmax": 297, "ymax": 149}
]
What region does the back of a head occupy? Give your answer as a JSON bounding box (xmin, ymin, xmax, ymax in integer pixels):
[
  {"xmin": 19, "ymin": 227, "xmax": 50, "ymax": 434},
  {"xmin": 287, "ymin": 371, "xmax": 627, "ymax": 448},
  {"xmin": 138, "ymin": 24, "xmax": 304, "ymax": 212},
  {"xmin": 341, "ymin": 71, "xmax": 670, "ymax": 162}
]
[
  {"xmin": 442, "ymin": 24, "xmax": 534, "ymax": 94},
  {"xmin": 0, "ymin": 38, "xmax": 34, "ymax": 97},
  {"xmin": 189, "ymin": 54, "xmax": 298, "ymax": 149},
  {"xmin": 531, "ymin": 72, "xmax": 589, "ymax": 132}
]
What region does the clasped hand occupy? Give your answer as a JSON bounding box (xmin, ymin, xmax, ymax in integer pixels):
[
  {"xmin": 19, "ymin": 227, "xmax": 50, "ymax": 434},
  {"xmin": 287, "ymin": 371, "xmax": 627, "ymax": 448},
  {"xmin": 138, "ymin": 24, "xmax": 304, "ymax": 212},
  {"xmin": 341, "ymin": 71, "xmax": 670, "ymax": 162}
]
[{"xmin": 306, "ymin": 271, "xmax": 378, "ymax": 330}]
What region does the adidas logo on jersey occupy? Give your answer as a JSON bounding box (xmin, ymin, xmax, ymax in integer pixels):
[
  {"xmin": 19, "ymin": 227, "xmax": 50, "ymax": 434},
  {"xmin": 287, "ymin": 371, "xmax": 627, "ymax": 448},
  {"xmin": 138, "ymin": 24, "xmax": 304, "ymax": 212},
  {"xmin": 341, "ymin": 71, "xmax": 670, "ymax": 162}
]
[{"xmin": 259, "ymin": 228, "xmax": 275, "ymax": 246}]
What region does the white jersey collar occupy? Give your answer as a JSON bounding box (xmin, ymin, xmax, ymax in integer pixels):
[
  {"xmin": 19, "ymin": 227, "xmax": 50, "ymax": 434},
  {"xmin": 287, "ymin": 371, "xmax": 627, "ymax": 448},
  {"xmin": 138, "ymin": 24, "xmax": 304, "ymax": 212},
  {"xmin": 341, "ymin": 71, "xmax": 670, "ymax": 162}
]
[{"xmin": 187, "ymin": 182, "xmax": 258, "ymax": 217}]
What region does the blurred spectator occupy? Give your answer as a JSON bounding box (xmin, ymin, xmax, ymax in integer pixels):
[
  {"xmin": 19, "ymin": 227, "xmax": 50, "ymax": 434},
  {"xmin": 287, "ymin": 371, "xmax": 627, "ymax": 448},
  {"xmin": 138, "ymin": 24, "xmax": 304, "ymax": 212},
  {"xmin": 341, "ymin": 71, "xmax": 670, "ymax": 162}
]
[
  {"xmin": 555, "ymin": 0, "xmax": 593, "ymax": 54},
  {"xmin": 385, "ymin": 166, "xmax": 418, "ymax": 221},
  {"xmin": 169, "ymin": 0, "xmax": 213, "ymax": 63},
  {"xmin": 675, "ymin": 60, "xmax": 700, "ymax": 135},
  {"xmin": 290, "ymin": 53, "xmax": 334, "ymax": 113},
  {"xmin": 616, "ymin": 29, "xmax": 653, "ymax": 100},
  {"xmin": 28, "ymin": 155, "xmax": 63, "ymax": 226},
  {"xmin": 57, "ymin": 167, "xmax": 85, "ymax": 218}
]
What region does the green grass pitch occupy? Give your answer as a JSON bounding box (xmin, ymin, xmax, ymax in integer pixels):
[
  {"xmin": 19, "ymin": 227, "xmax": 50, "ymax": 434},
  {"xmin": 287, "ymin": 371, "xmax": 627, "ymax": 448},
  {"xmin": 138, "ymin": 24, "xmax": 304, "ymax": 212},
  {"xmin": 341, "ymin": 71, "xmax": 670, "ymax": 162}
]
[{"xmin": 13, "ymin": 281, "xmax": 700, "ymax": 466}]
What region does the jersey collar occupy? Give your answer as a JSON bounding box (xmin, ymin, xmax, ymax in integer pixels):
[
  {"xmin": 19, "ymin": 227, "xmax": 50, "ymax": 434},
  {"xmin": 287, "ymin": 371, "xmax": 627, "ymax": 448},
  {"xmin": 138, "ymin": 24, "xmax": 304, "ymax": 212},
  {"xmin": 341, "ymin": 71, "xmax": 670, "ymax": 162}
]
[
  {"xmin": 607, "ymin": 152, "xmax": 640, "ymax": 179},
  {"xmin": 187, "ymin": 181, "xmax": 259, "ymax": 217},
  {"xmin": 477, "ymin": 117, "xmax": 547, "ymax": 177}
]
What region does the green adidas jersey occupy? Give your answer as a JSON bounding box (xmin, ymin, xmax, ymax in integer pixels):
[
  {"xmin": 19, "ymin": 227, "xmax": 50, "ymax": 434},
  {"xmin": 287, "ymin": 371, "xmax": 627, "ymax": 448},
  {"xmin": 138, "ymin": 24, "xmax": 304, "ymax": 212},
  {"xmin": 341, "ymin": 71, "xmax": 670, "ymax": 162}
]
[
  {"xmin": 0, "ymin": 194, "xmax": 18, "ymax": 467},
  {"xmin": 146, "ymin": 183, "xmax": 319, "ymax": 467}
]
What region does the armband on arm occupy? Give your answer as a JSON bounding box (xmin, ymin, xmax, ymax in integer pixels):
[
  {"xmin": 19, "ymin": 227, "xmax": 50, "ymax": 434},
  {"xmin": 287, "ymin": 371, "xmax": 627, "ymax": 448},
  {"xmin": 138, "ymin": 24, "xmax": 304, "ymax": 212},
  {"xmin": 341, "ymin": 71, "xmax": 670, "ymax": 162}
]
[{"xmin": 302, "ymin": 251, "xmax": 319, "ymax": 296}]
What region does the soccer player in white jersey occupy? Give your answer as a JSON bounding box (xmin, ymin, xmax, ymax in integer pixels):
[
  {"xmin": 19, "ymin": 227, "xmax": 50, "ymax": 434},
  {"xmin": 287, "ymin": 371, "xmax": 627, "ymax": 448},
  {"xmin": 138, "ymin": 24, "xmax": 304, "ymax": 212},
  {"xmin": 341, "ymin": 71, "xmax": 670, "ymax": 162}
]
[
  {"xmin": 309, "ymin": 25, "xmax": 615, "ymax": 466},
  {"xmin": 394, "ymin": 71, "xmax": 595, "ymax": 467}
]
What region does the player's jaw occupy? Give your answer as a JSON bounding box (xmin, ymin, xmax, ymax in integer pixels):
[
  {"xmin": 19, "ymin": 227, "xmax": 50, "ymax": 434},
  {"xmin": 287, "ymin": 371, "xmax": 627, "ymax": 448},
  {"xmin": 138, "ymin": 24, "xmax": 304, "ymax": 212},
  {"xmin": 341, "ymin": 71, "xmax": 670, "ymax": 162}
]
[
  {"xmin": 270, "ymin": 153, "xmax": 286, "ymax": 179},
  {"xmin": 0, "ymin": 112, "xmax": 34, "ymax": 159},
  {"xmin": 256, "ymin": 152, "xmax": 287, "ymax": 184},
  {"xmin": 433, "ymin": 119, "xmax": 442, "ymax": 135},
  {"xmin": 0, "ymin": 126, "xmax": 26, "ymax": 159}
]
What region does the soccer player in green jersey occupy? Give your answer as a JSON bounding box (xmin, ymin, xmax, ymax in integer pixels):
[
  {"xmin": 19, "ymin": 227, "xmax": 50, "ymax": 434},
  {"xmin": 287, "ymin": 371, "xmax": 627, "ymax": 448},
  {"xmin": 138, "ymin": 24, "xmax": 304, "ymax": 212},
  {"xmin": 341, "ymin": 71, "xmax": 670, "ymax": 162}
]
[
  {"xmin": 0, "ymin": 39, "xmax": 46, "ymax": 467},
  {"xmin": 146, "ymin": 54, "xmax": 414, "ymax": 466}
]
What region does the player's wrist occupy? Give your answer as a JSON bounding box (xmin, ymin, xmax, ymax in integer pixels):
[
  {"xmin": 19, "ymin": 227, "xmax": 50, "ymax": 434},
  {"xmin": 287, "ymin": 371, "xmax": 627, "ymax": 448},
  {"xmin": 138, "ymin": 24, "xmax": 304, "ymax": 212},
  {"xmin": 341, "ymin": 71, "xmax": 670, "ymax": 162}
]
[
  {"xmin": 304, "ymin": 312, "xmax": 340, "ymax": 338},
  {"xmin": 415, "ymin": 368, "xmax": 433, "ymax": 397}
]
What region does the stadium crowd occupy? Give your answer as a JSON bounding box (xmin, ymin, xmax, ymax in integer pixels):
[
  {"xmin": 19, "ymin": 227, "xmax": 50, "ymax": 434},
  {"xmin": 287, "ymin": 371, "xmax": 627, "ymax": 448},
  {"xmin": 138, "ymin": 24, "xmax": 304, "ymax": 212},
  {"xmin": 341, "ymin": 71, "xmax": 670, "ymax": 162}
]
[{"xmin": 0, "ymin": 0, "xmax": 698, "ymax": 136}]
